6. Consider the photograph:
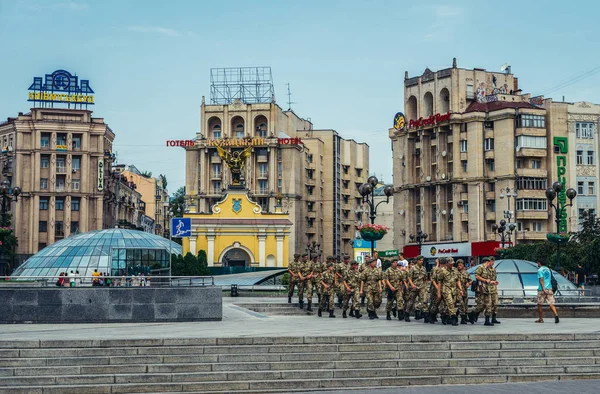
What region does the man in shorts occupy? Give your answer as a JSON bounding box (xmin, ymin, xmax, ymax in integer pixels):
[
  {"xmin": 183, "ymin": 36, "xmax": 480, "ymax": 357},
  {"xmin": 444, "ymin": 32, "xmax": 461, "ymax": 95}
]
[{"xmin": 536, "ymin": 260, "xmax": 559, "ymax": 324}]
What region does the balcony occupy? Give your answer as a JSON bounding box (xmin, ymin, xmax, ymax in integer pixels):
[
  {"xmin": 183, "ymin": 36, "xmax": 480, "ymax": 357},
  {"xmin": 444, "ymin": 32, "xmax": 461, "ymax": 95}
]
[
  {"xmin": 306, "ymin": 162, "xmax": 315, "ymax": 170},
  {"xmin": 519, "ymin": 231, "xmax": 548, "ymax": 241},
  {"xmin": 257, "ymin": 155, "xmax": 269, "ymax": 163},
  {"xmin": 306, "ymin": 226, "xmax": 316, "ymax": 234},
  {"xmin": 56, "ymin": 166, "xmax": 67, "ymax": 174},
  {"xmin": 485, "ymin": 191, "xmax": 495, "ymax": 199},
  {"xmin": 307, "ymin": 211, "xmax": 317, "ymax": 219},
  {"xmin": 461, "ymin": 232, "xmax": 469, "ymax": 242},
  {"xmin": 460, "ymin": 213, "xmax": 469, "ymax": 221},
  {"xmin": 257, "ymin": 172, "xmax": 268, "ymax": 180},
  {"xmin": 485, "ymin": 211, "xmax": 496, "ymax": 221},
  {"xmin": 210, "ymin": 155, "xmax": 221, "ymax": 164},
  {"xmin": 305, "ymin": 194, "xmax": 316, "ymax": 202},
  {"xmin": 460, "ymin": 192, "xmax": 468, "ymax": 201},
  {"xmin": 517, "ymin": 168, "xmax": 547, "ymax": 178},
  {"xmin": 484, "ymin": 150, "xmax": 495, "ymax": 160},
  {"xmin": 516, "ymin": 148, "xmax": 547, "ymax": 158},
  {"xmin": 516, "ymin": 211, "xmax": 549, "ymax": 220},
  {"xmin": 210, "ymin": 173, "xmax": 221, "ymax": 180},
  {"xmin": 516, "ymin": 127, "xmax": 547, "ymax": 137},
  {"xmin": 460, "ymin": 152, "xmax": 468, "ymax": 161},
  {"xmin": 517, "ymin": 189, "xmax": 546, "ymax": 199},
  {"xmin": 305, "ymin": 178, "xmax": 316, "ymax": 186}
]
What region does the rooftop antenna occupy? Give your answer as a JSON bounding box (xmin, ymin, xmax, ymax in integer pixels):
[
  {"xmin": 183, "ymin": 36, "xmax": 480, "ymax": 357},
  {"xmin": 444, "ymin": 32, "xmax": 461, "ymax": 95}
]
[
  {"xmin": 500, "ymin": 63, "xmax": 511, "ymax": 74},
  {"xmin": 286, "ymin": 83, "xmax": 297, "ymax": 111}
]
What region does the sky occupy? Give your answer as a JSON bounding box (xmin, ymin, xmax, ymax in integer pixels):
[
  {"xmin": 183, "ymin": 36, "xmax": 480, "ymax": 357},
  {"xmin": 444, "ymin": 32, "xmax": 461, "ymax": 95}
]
[{"xmin": 1, "ymin": 0, "xmax": 599, "ymax": 193}]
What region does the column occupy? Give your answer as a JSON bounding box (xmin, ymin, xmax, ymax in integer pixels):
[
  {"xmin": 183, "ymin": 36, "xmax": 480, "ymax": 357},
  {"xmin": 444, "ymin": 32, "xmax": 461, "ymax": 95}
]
[
  {"xmin": 64, "ymin": 196, "xmax": 71, "ymax": 238},
  {"xmin": 96, "ymin": 196, "xmax": 103, "ymax": 229},
  {"xmin": 80, "ymin": 196, "xmax": 88, "ymax": 232},
  {"xmin": 207, "ymin": 232, "xmax": 215, "ymax": 266},
  {"xmin": 258, "ymin": 230, "xmax": 266, "ymax": 266},
  {"xmin": 276, "ymin": 234, "xmax": 284, "ymax": 267},
  {"xmin": 189, "ymin": 234, "xmax": 197, "ymax": 255}
]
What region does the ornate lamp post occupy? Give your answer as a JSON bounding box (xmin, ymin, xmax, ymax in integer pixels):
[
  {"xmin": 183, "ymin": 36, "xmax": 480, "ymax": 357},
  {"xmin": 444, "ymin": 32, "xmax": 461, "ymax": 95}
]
[
  {"xmin": 358, "ymin": 176, "xmax": 394, "ymax": 256},
  {"xmin": 491, "ymin": 219, "xmax": 516, "ymax": 248},
  {"xmin": 409, "ymin": 230, "xmax": 428, "ymax": 256},
  {"xmin": 0, "ymin": 180, "xmax": 21, "ymax": 275},
  {"xmin": 305, "ymin": 241, "xmax": 321, "ymax": 260},
  {"xmin": 545, "ymin": 181, "xmax": 577, "ymax": 271},
  {"xmin": 499, "ymin": 186, "xmax": 517, "ymax": 221}
]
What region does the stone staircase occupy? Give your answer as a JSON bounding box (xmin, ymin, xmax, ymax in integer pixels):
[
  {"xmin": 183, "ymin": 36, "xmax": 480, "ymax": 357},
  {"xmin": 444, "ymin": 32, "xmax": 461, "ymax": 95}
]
[{"xmin": 1, "ymin": 334, "xmax": 599, "ymax": 393}]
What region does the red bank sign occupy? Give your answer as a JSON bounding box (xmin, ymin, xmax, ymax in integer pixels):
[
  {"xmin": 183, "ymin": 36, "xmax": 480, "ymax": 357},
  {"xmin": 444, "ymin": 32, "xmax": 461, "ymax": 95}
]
[{"xmin": 409, "ymin": 112, "xmax": 451, "ymax": 129}]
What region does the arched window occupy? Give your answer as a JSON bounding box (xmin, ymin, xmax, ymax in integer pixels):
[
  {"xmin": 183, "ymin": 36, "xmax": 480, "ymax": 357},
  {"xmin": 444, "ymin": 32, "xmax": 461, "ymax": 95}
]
[
  {"xmin": 423, "ymin": 92, "xmax": 434, "ymax": 117},
  {"xmin": 254, "ymin": 115, "xmax": 269, "ymax": 137},
  {"xmin": 231, "ymin": 116, "xmax": 245, "ymax": 138},
  {"xmin": 208, "ymin": 117, "xmax": 222, "ymax": 139},
  {"xmin": 439, "ymin": 88, "xmax": 450, "ymax": 113},
  {"xmin": 406, "ymin": 96, "xmax": 417, "ymax": 121}
]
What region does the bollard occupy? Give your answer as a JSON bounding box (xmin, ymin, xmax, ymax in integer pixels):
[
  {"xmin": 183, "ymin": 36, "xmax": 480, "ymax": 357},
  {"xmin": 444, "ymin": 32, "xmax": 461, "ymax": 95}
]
[{"xmin": 231, "ymin": 284, "xmax": 239, "ymax": 297}]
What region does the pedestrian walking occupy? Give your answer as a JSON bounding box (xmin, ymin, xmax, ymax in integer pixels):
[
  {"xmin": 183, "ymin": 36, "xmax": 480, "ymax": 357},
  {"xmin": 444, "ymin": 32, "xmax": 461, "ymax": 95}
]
[
  {"xmin": 360, "ymin": 258, "xmax": 383, "ymax": 319},
  {"xmin": 427, "ymin": 259, "xmax": 442, "ymax": 324},
  {"xmin": 297, "ymin": 254, "xmax": 313, "ymax": 311},
  {"xmin": 342, "ymin": 260, "xmax": 362, "ymax": 319},
  {"xmin": 456, "ymin": 259, "xmax": 472, "ymax": 324},
  {"xmin": 384, "ymin": 260, "xmax": 403, "ymax": 320},
  {"xmin": 575, "ymin": 263, "xmax": 587, "ymax": 296},
  {"xmin": 287, "ymin": 253, "xmax": 301, "ymax": 303},
  {"xmin": 318, "ymin": 263, "xmax": 337, "ymax": 318},
  {"xmin": 470, "ymin": 257, "xmax": 496, "ymax": 326},
  {"xmin": 405, "ymin": 256, "xmax": 428, "ymax": 322},
  {"xmin": 536, "ymin": 260, "xmax": 559, "ymax": 324}
]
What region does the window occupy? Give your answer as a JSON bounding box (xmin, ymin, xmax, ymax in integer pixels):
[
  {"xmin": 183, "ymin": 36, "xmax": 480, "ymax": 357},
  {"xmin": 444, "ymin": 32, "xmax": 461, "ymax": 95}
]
[
  {"xmin": 466, "ymin": 84, "xmax": 474, "ymax": 99},
  {"xmin": 277, "ymin": 179, "xmax": 282, "ymax": 192},
  {"xmin": 55, "ymin": 221, "xmax": 64, "ymax": 237},
  {"xmin": 256, "ymin": 123, "xmax": 268, "ymax": 138},
  {"xmin": 258, "ymin": 163, "xmax": 268, "ymax": 178},
  {"xmin": 487, "ymin": 160, "xmax": 495, "ymax": 171},
  {"xmin": 533, "ymin": 222, "xmax": 543, "ymax": 232},
  {"xmin": 578, "ymin": 181, "xmax": 585, "ymax": 195},
  {"xmin": 518, "ymin": 114, "xmax": 545, "ymax": 128},
  {"xmin": 577, "ymin": 150, "xmax": 584, "ymax": 165},
  {"xmin": 56, "ymin": 157, "xmax": 66, "ymax": 173},
  {"xmin": 277, "ymin": 149, "xmax": 283, "ymax": 162},
  {"xmin": 72, "ymin": 135, "xmax": 81, "ymax": 150},
  {"xmin": 258, "ymin": 197, "xmax": 268, "ymax": 212},
  {"xmin": 235, "ymin": 124, "xmax": 244, "ymax": 138},
  {"xmin": 487, "ymin": 200, "xmax": 496, "ymax": 212},
  {"xmin": 72, "ymin": 179, "xmax": 80, "ymax": 191},
  {"xmin": 463, "ymin": 202, "xmax": 468, "ymax": 213},
  {"xmin": 72, "ymin": 157, "xmax": 81, "ymax": 171},
  {"xmin": 307, "ymin": 202, "xmax": 314, "ymax": 212},
  {"xmin": 531, "ymin": 160, "xmax": 541, "ymax": 169},
  {"xmin": 212, "ymin": 163, "xmax": 221, "ymax": 178},
  {"xmin": 343, "ymin": 166, "xmax": 349, "ymax": 174},
  {"xmin": 576, "ymin": 122, "xmax": 594, "ymax": 139},
  {"xmin": 517, "ymin": 159, "xmax": 522, "ymax": 169},
  {"xmin": 40, "ymin": 198, "xmax": 48, "ymax": 210},
  {"xmin": 56, "ymin": 133, "xmax": 67, "ymax": 146},
  {"xmin": 517, "ymin": 135, "xmax": 547, "ymax": 149},
  {"xmin": 484, "ymin": 121, "xmax": 494, "ymax": 130},
  {"xmin": 40, "ymin": 178, "xmax": 48, "ymax": 190},
  {"xmin": 587, "ymin": 150, "xmax": 595, "ymax": 165},
  {"xmin": 516, "ymin": 198, "xmax": 548, "ymax": 211},
  {"xmin": 517, "ymin": 177, "xmax": 547, "ymax": 190},
  {"xmin": 258, "ymin": 180, "xmax": 268, "ymax": 194},
  {"xmin": 212, "ymin": 181, "xmax": 221, "ymax": 194},
  {"xmin": 71, "ymin": 221, "xmax": 79, "ymax": 233},
  {"xmin": 484, "ymin": 138, "xmax": 494, "ymax": 151},
  {"xmin": 40, "ymin": 133, "xmax": 50, "ymax": 148},
  {"xmin": 277, "ymin": 162, "xmax": 282, "ymax": 177},
  {"xmin": 71, "ymin": 198, "xmax": 80, "ymax": 211},
  {"xmin": 589, "ymin": 181, "xmax": 595, "ymax": 196},
  {"xmin": 55, "ymin": 198, "xmax": 64, "ymax": 211},
  {"xmin": 307, "ymin": 154, "xmax": 313, "ymax": 163},
  {"xmin": 39, "ymin": 221, "xmax": 47, "ymax": 232},
  {"xmin": 462, "ymin": 160, "xmax": 468, "ymax": 172},
  {"xmin": 56, "ymin": 178, "xmax": 65, "ymax": 192},
  {"xmin": 212, "ymin": 125, "xmax": 221, "ymax": 139},
  {"xmin": 460, "ymin": 140, "xmax": 468, "ymax": 152},
  {"xmin": 40, "ymin": 155, "xmax": 50, "ymax": 168}
]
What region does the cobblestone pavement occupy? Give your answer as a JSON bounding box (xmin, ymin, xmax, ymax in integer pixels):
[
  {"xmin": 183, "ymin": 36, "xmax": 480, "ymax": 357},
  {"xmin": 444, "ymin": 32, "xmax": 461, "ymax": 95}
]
[
  {"xmin": 0, "ymin": 297, "xmax": 599, "ymax": 340},
  {"xmin": 295, "ymin": 379, "xmax": 600, "ymax": 394}
]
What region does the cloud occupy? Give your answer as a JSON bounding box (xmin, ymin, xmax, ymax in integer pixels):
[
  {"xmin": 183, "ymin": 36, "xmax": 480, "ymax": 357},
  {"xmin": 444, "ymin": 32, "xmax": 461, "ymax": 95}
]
[{"xmin": 128, "ymin": 25, "xmax": 181, "ymax": 37}]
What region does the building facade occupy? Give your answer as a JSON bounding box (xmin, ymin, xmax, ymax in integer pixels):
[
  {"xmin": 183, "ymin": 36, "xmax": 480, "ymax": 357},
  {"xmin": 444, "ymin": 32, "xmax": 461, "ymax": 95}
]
[
  {"xmin": 0, "ymin": 108, "xmax": 115, "ymax": 256},
  {"xmin": 390, "ymin": 59, "xmax": 582, "ymax": 256},
  {"xmin": 184, "ymin": 98, "xmax": 368, "ymax": 264}
]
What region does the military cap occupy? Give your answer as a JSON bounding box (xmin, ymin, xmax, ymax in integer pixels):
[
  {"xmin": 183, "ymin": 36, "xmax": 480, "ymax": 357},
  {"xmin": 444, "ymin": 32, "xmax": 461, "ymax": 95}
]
[
  {"xmin": 482, "ymin": 257, "xmax": 490, "ymax": 263},
  {"xmin": 343, "ymin": 254, "xmax": 351, "ymax": 260},
  {"xmin": 489, "ymin": 256, "xmax": 496, "ymax": 261},
  {"xmin": 416, "ymin": 255, "xmax": 424, "ymax": 260},
  {"xmin": 447, "ymin": 258, "xmax": 455, "ymax": 265},
  {"xmin": 294, "ymin": 253, "xmax": 301, "ymax": 258},
  {"xmin": 326, "ymin": 262, "xmax": 334, "ymax": 268},
  {"xmin": 301, "ymin": 253, "xmax": 308, "ymax": 257},
  {"xmin": 326, "ymin": 255, "xmax": 334, "ymax": 261},
  {"xmin": 350, "ymin": 260, "xmax": 359, "ymax": 265},
  {"xmin": 438, "ymin": 257, "xmax": 447, "ymax": 265},
  {"xmin": 456, "ymin": 259, "xmax": 465, "ymax": 265}
]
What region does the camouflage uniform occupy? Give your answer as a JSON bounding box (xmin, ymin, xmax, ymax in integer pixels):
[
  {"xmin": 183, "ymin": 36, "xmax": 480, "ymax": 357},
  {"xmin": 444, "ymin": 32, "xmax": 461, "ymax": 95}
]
[
  {"xmin": 297, "ymin": 259, "xmax": 314, "ymax": 304},
  {"xmin": 407, "ymin": 263, "xmax": 428, "ymax": 316},
  {"xmin": 440, "ymin": 266, "xmax": 458, "ymax": 317},
  {"xmin": 384, "ymin": 265, "xmax": 404, "ymax": 314},
  {"xmin": 343, "ymin": 265, "xmax": 361, "ymax": 314},
  {"xmin": 428, "ymin": 265, "xmax": 443, "ymax": 319},
  {"xmin": 489, "ymin": 264, "xmax": 500, "ymax": 323},
  {"xmin": 287, "ymin": 259, "xmax": 300, "ymax": 300},
  {"xmin": 319, "ymin": 268, "xmax": 336, "ymax": 315},
  {"xmin": 361, "ymin": 265, "xmax": 383, "ymax": 315},
  {"xmin": 457, "ymin": 269, "xmax": 471, "ymax": 316},
  {"xmin": 336, "ymin": 261, "xmax": 349, "ymax": 305},
  {"xmin": 473, "ymin": 264, "xmax": 494, "ymax": 323}
]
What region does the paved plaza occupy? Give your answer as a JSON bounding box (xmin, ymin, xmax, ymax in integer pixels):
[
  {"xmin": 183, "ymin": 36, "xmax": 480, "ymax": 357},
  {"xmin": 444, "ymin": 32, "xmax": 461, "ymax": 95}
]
[{"xmin": 1, "ymin": 297, "xmax": 599, "ymax": 341}]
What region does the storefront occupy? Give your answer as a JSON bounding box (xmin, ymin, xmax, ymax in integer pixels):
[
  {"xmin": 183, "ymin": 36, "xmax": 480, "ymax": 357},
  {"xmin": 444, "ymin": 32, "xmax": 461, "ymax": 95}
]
[{"xmin": 403, "ymin": 241, "xmax": 506, "ymax": 270}]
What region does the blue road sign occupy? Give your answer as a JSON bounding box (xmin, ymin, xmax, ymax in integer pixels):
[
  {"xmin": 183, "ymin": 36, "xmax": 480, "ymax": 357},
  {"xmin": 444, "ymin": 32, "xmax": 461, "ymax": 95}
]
[{"xmin": 171, "ymin": 218, "xmax": 192, "ymax": 238}]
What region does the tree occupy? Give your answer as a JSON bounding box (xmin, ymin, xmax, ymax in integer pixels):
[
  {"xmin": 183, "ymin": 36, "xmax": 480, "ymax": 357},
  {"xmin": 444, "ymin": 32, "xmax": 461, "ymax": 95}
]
[
  {"xmin": 573, "ymin": 211, "xmax": 600, "ymax": 276},
  {"xmin": 171, "ymin": 253, "xmax": 185, "ymax": 276},
  {"xmin": 183, "ymin": 252, "xmax": 200, "ymax": 276},
  {"xmin": 159, "ymin": 174, "xmax": 168, "ymax": 190},
  {"xmin": 140, "ymin": 170, "xmax": 152, "ymax": 178},
  {"xmin": 170, "ymin": 186, "xmax": 186, "ymax": 217},
  {"xmin": 0, "ymin": 213, "xmax": 18, "ymax": 273},
  {"xmin": 197, "ymin": 250, "xmax": 210, "ymax": 276}
]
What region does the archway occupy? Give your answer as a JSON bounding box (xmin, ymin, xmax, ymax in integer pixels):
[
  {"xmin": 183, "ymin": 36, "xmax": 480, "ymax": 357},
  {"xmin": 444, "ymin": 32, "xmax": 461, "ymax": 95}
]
[
  {"xmin": 218, "ymin": 244, "xmax": 255, "ymax": 267},
  {"xmin": 406, "ymin": 95, "xmax": 417, "ymax": 121}
]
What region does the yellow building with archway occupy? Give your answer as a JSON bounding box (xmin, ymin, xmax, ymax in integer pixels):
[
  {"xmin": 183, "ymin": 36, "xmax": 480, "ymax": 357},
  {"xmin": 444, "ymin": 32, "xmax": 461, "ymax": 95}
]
[{"xmin": 182, "ymin": 189, "xmax": 292, "ymax": 267}]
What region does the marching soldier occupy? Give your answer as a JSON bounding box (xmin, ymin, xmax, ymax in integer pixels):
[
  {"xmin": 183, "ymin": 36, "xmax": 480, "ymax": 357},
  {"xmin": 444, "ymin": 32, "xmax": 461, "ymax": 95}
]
[
  {"xmin": 456, "ymin": 259, "xmax": 472, "ymax": 324},
  {"xmin": 335, "ymin": 255, "xmax": 350, "ymax": 308},
  {"xmin": 427, "ymin": 258, "xmax": 442, "ymax": 324},
  {"xmin": 313, "ymin": 255, "xmax": 326, "ymax": 306},
  {"xmin": 440, "ymin": 258, "xmax": 463, "ymax": 326},
  {"xmin": 297, "ymin": 253, "xmax": 313, "ymax": 311},
  {"xmin": 360, "ymin": 258, "xmax": 383, "ymax": 319},
  {"xmin": 287, "ymin": 253, "xmax": 301, "ymax": 304},
  {"xmin": 343, "ymin": 260, "xmax": 362, "ymax": 318},
  {"xmin": 488, "ymin": 256, "xmax": 501, "ymax": 324},
  {"xmin": 405, "ymin": 256, "xmax": 428, "ymax": 322},
  {"xmin": 318, "ymin": 263, "xmax": 337, "ymax": 318},
  {"xmin": 359, "ymin": 254, "xmax": 370, "ymax": 307},
  {"xmin": 384, "ymin": 260, "xmax": 403, "ymax": 320},
  {"xmin": 470, "ymin": 257, "xmax": 496, "ymax": 326},
  {"xmin": 397, "ymin": 260, "xmax": 409, "ymax": 321}
]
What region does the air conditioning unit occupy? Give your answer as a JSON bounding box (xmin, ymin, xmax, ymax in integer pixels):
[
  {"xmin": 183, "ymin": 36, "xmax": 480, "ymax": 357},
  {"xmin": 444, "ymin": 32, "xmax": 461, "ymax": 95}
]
[
  {"xmin": 441, "ymin": 151, "xmax": 447, "ymax": 157},
  {"xmin": 457, "ymin": 201, "xmax": 464, "ymax": 206},
  {"xmin": 72, "ymin": 169, "xmax": 77, "ymax": 173},
  {"xmin": 414, "ymin": 148, "xmax": 421, "ymax": 156},
  {"xmin": 486, "ymin": 200, "xmax": 494, "ymax": 205},
  {"xmin": 426, "ymin": 176, "xmax": 432, "ymax": 182}
]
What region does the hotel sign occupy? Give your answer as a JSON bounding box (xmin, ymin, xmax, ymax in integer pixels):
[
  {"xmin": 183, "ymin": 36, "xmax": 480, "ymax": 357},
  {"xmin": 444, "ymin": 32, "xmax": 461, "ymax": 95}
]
[
  {"xmin": 166, "ymin": 137, "xmax": 303, "ymax": 147},
  {"xmin": 28, "ymin": 70, "xmax": 95, "ymax": 107}
]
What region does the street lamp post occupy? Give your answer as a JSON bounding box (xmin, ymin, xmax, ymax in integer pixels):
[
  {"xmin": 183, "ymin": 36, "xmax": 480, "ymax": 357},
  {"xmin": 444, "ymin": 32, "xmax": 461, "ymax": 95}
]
[
  {"xmin": 306, "ymin": 241, "xmax": 321, "ymax": 260},
  {"xmin": 491, "ymin": 219, "xmax": 516, "ymax": 248},
  {"xmin": 358, "ymin": 176, "xmax": 394, "ymax": 257},
  {"xmin": 0, "ymin": 180, "xmax": 21, "ymax": 275},
  {"xmin": 499, "ymin": 187, "xmax": 518, "ymax": 243},
  {"xmin": 545, "ymin": 181, "xmax": 577, "ymax": 271},
  {"xmin": 409, "ymin": 230, "xmax": 428, "ymax": 256}
]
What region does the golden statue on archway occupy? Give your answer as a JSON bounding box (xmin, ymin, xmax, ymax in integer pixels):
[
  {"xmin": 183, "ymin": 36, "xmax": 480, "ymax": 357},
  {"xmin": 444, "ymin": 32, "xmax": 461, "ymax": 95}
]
[{"xmin": 216, "ymin": 145, "xmax": 252, "ymax": 187}]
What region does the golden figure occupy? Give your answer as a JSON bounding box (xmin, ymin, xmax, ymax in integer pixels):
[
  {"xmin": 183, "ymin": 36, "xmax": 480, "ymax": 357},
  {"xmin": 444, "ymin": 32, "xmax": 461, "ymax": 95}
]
[{"xmin": 216, "ymin": 145, "xmax": 252, "ymax": 186}]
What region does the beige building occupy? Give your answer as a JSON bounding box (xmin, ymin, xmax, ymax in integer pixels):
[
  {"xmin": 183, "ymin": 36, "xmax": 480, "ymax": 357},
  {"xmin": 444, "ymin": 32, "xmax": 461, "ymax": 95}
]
[
  {"xmin": 0, "ymin": 108, "xmax": 116, "ymax": 256},
  {"xmin": 390, "ymin": 59, "xmax": 581, "ymax": 254},
  {"xmin": 114, "ymin": 165, "xmax": 170, "ymax": 236},
  {"xmin": 184, "ymin": 98, "xmax": 369, "ymax": 260},
  {"xmin": 103, "ymin": 169, "xmax": 147, "ymax": 231}
]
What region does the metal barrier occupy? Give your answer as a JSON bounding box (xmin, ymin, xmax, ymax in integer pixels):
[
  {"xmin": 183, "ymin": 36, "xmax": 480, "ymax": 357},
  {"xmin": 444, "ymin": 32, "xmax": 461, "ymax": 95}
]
[
  {"xmin": 492, "ymin": 288, "xmax": 593, "ymax": 298},
  {"xmin": 2, "ymin": 275, "xmax": 215, "ymax": 287}
]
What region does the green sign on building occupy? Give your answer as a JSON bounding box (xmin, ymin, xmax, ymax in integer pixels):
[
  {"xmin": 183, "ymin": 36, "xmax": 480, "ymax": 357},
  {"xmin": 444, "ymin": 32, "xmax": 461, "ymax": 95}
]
[{"xmin": 379, "ymin": 250, "xmax": 399, "ymax": 257}]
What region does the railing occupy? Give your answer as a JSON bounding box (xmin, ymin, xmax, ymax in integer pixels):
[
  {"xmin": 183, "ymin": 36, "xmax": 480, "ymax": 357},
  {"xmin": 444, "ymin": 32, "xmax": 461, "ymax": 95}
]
[{"xmin": 2, "ymin": 275, "xmax": 215, "ymax": 287}]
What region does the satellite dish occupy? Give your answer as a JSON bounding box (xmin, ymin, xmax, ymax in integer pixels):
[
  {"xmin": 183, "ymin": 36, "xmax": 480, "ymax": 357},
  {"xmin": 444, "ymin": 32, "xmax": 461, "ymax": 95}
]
[
  {"xmin": 500, "ymin": 63, "xmax": 509, "ymax": 72},
  {"xmin": 426, "ymin": 176, "xmax": 432, "ymax": 182},
  {"xmin": 441, "ymin": 151, "xmax": 447, "ymax": 157},
  {"xmin": 441, "ymin": 173, "xmax": 446, "ymax": 179}
]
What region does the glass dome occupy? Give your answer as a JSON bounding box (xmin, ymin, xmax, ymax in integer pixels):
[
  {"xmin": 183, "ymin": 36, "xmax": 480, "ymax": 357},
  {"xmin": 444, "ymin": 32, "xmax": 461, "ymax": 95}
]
[
  {"xmin": 468, "ymin": 259, "xmax": 578, "ymax": 297},
  {"xmin": 11, "ymin": 229, "xmax": 182, "ymax": 280}
]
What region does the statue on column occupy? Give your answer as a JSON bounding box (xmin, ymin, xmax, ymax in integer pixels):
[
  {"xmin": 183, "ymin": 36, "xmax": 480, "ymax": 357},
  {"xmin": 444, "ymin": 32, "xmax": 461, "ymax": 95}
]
[{"xmin": 216, "ymin": 146, "xmax": 252, "ymax": 188}]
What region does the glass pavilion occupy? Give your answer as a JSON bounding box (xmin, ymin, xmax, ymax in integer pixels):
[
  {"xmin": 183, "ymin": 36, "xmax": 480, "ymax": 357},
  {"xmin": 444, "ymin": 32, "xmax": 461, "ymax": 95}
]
[{"xmin": 11, "ymin": 229, "xmax": 182, "ymax": 280}]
